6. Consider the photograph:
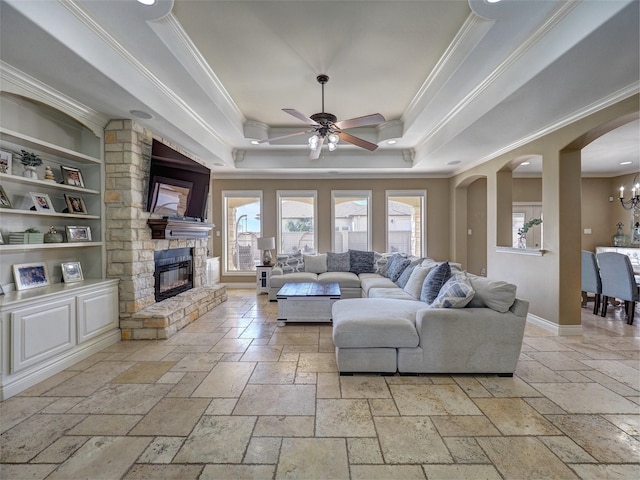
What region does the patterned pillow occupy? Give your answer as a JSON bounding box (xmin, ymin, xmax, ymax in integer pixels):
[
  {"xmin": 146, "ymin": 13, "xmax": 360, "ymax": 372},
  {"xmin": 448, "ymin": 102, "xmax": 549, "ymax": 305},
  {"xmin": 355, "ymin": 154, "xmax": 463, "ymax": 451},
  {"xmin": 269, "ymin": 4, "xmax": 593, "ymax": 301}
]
[
  {"xmin": 396, "ymin": 264, "xmax": 416, "ymax": 288},
  {"xmin": 276, "ymin": 253, "xmax": 304, "ymax": 274},
  {"xmin": 388, "ymin": 257, "xmax": 411, "ymax": 282},
  {"xmin": 374, "ymin": 252, "xmax": 394, "ymax": 274},
  {"xmin": 349, "ymin": 249, "xmax": 375, "ymax": 274},
  {"xmin": 303, "ymin": 254, "xmax": 327, "ymax": 274},
  {"xmin": 431, "ymin": 271, "xmax": 475, "ymax": 308},
  {"xmin": 327, "ymin": 251, "xmax": 350, "ymax": 272},
  {"xmin": 403, "ymin": 265, "xmax": 434, "ymax": 299},
  {"xmin": 420, "ymin": 262, "xmax": 452, "ymax": 304}
]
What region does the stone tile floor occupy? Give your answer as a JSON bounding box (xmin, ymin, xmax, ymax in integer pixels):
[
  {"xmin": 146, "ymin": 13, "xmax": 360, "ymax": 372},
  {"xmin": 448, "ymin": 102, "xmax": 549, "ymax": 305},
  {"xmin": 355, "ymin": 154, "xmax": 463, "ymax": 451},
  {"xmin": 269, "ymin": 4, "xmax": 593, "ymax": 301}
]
[{"xmin": 1, "ymin": 289, "xmax": 639, "ymax": 479}]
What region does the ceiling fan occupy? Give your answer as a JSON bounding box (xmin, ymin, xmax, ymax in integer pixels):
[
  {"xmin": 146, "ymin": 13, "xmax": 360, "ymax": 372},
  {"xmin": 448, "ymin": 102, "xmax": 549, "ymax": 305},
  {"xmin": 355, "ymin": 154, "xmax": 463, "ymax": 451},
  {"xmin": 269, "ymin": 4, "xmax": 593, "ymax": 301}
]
[{"xmin": 257, "ymin": 74, "xmax": 385, "ymax": 160}]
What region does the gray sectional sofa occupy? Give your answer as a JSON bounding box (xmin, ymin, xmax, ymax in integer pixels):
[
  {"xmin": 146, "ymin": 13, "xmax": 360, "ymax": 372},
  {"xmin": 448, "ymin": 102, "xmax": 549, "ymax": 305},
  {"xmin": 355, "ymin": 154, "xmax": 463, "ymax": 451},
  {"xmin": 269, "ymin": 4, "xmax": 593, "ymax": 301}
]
[{"xmin": 269, "ymin": 250, "xmax": 529, "ymax": 375}]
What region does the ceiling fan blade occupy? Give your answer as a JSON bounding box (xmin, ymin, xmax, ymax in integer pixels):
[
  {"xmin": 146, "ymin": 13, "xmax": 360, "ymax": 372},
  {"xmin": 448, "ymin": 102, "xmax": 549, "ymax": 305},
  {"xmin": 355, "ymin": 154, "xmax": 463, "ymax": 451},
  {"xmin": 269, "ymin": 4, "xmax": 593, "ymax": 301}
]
[
  {"xmin": 334, "ymin": 113, "xmax": 385, "ymax": 130},
  {"xmin": 283, "ymin": 108, "xmax": 319, "ymax": 125},
  {"xmin": 338, "ymin": 131, "xmax": 379, "ymax": 151},
  {"xmin": 255, "ymin": 129, "xmax": 312, "ymax": 144},
  {"xmin": 309, "ymin": 136, "xmax": 325, "ymax": 160}
]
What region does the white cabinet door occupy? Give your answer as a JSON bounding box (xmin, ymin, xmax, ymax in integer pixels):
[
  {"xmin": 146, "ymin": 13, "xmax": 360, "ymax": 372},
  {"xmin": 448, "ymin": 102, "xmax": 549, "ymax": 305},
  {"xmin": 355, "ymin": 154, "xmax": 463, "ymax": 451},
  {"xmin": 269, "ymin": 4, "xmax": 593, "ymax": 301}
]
[
  {"xmin": 76, "ymin": 286, "xmax": 118, "ymax": 344},
  {"xmin": 11, "ymin": 298, "xmax": 76, "ymax": 373}
]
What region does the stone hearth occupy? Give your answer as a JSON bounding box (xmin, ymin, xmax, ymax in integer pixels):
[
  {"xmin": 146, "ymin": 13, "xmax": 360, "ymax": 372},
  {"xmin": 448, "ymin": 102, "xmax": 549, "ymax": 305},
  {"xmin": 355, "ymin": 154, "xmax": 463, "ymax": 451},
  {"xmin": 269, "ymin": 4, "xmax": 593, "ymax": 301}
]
[{"xmin": 103, "ymin": 119, "xmax": 226, "ymax": 339}]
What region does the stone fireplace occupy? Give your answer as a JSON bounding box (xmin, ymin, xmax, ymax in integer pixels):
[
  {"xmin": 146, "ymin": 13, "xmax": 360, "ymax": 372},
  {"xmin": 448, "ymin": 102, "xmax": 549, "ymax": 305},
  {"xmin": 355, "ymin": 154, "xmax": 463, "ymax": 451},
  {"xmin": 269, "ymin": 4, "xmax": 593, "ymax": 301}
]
[{"xmin": 103, "ymin": 119, "xmax": 226, "ymax": 340}]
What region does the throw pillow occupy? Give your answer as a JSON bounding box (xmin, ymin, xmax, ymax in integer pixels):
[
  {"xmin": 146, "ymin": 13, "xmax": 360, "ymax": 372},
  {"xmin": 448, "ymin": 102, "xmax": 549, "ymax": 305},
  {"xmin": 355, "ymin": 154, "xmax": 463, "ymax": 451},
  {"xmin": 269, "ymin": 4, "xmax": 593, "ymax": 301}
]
[
  {"xmin": 420, "ymin": 262, "xmax": 452, "ymax": 304},
  {"xmin": 349, "ymin": 249, "xmax": 375, "ymax": 274},
  {"xmin": 466, "ymin": 274, "xmax": 517, "ymax": 312},
  {"xmin": 327, "ymin": 251, "xmax": 350, "ymax": 272},
  {"xmin": 396, "ymin": 264, "xmax": 416, "ymax": 288},
  {"xmin": 276, "ymin": 252, "xmax": 304, "ymax": 273},
  {"xmin": 303, "ymin": 253, "xmax": 327, "ymax": 274},
  {"xmin": 431, "ymin": 271, "xmax": 475, "ymax": 308},
  {"xmin": 387, "ymin": 257, "xmax": 411, "ymax": 282},
  {"xmin": 374, "ymin": 252, "xmax": 393, "ymax": 274},
  {"xmin": 403, "ymin": 265, "xmax": 433, "ymax": 299}
]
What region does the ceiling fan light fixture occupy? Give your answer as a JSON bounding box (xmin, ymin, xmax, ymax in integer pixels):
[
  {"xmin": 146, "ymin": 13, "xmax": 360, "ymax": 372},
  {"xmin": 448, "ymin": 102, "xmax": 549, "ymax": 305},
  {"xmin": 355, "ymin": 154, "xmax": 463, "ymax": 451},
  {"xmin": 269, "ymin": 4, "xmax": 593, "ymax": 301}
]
[
  {"xmin": 328, "ymin": 142, "xmax": 337, "ymax": 152},
  {"xmin": 328, "ymin": 133, "xmax": 339, "ymax": 145}
]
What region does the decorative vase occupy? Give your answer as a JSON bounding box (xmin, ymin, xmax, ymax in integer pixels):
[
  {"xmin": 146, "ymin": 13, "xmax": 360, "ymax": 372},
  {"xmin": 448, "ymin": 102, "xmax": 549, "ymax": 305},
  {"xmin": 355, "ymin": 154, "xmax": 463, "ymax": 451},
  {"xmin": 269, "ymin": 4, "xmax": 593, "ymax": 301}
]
[
  {"xmin": 44, "ymin": 226, "xmax": 64, "ymax": 243},
  {"xmin": 517, "ymin": 235, "xmax": 527, "ymax": 249},
  {"xmin": 22, "ymin": 165, "xmax": 38, "ymax": 179}
]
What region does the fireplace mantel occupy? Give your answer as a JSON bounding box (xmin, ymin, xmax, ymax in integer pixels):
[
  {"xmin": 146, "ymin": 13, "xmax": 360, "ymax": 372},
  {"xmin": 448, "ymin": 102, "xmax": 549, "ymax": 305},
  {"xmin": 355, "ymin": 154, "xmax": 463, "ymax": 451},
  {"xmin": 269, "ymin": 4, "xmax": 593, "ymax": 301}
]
[{"xmin": 148, "ymin": 218, "xmax": 214, "ymax": 239}]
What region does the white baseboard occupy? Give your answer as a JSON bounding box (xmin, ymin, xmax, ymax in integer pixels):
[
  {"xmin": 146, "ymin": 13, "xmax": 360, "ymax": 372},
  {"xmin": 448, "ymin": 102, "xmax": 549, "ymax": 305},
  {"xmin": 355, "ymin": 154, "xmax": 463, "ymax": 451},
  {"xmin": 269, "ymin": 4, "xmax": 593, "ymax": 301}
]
[{"xmin": 527, "ymin": 314, "xmax": 583, "ymax": 336}]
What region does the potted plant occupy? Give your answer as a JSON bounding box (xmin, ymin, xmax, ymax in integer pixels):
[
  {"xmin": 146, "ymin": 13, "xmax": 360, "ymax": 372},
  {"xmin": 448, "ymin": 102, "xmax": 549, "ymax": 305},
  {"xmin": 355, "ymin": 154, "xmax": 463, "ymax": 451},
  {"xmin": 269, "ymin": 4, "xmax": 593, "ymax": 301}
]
[
  {"xmin": 517, "ymin": 218, "xmax": 542, "ymax": 248},
  {"xmin": 20, "ymin": 150, "xmax": 42, "ymax": 179}
]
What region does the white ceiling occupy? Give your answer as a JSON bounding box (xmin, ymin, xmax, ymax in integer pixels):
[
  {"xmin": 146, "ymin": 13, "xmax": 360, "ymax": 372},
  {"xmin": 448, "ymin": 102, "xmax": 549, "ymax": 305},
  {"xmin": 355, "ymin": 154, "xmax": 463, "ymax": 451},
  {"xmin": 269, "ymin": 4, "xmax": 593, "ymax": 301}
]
[{"xmin": 0, "ymin": 0, "xmax": 638, "ymax": 178}]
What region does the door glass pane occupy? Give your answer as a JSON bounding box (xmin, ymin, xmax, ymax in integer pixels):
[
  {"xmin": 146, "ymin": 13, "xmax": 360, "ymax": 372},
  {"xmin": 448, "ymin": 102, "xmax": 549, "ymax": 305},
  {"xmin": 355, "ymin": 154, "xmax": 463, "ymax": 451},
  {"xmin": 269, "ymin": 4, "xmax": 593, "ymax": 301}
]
[{"xmin": 224, "ymin": 192, "xmax": 262, "ymax": 272}]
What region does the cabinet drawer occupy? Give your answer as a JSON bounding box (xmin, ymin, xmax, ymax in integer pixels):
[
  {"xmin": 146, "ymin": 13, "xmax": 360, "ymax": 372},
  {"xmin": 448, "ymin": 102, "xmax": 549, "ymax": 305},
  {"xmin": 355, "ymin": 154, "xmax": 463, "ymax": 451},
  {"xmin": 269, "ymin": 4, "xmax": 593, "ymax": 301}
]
[
  {"xmin": 77, "ymin": 287, "xmax": 118, "ymax": 343},
  {"xmin": 11, "ymin": 298, "xmax": 76, "ymax": 373}
]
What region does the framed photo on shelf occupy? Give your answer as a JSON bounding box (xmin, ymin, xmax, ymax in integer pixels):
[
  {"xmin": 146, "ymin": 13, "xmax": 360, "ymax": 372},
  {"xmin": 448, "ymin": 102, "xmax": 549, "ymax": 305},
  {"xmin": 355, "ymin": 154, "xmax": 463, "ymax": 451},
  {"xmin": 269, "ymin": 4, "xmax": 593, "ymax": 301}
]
[
  {"xmin": 60, "ymin": 165, "xmax": 85, "ymax": 188},
  {"xmin": 13, "ymin": 262, "xmax": 50, "ymax": 291},
  {"xmin": 0, "ymin": 185, "xmax": 12, "ymax": 208},
  {"xmin": 66, "ymin": 225, "xmax": 92, "ymax": 242},
  {"xmin": 64, "ymin": 194, "xmax": 88, "ymax": 214},
  {"xmin": 30, "ymin": 192, "xmax": 55, "ymax": 212},
  {"xmin": 0, "ymin": 150, "xmax": 11, "ymax": 175},
  {"xmin": 61, "ymin": 261, "xmax": 84, "ymax": 283}
]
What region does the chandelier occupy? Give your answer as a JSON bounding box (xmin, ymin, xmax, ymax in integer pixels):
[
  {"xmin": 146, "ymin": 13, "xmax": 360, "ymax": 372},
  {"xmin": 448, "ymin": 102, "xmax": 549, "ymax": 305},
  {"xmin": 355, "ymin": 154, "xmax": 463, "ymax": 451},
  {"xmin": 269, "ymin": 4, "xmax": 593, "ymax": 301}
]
[{"xmin": 619, "ymin": 172, "xmax": 640, "ymax": 211}]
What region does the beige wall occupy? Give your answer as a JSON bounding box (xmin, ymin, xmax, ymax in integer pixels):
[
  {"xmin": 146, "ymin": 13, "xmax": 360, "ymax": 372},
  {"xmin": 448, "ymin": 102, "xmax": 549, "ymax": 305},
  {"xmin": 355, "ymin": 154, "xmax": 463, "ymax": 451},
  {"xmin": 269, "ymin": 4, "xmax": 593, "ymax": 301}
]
[
  {"xmin": 466, "ymin": 178, "xmax": 487, "ymax": 276},
  {"xmin": 451, "ymin": 94, "xmax": 639, "ymax": 330},
  {"xmin": 211, "ymin": 177, "xmax": 450, "ymax": 283}
]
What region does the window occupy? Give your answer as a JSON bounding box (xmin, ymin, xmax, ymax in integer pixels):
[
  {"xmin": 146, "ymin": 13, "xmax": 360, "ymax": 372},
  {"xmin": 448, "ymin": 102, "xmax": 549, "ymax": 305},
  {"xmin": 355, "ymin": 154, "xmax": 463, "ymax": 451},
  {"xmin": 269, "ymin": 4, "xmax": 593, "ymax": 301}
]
[
  {"xmin": 222, "ymin": 191, "xmax": 262, "ymax": 274},
  {"xmin": 331, "ymin": 190, "xmax": 371, "ymax": 252},
  {"xmin": 386, "ymin": 190, "xmax": 426, "ymax": 256},
  {"xmin": 277, "ymin": 191, "xmax": 317, "ymax": 254}
]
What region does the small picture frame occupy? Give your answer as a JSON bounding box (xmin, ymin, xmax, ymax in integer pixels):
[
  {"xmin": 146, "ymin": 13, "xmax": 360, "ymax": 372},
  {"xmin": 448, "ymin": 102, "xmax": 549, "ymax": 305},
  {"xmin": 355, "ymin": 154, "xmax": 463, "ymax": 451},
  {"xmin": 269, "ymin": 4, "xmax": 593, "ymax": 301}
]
[
  {"xmin": 61, "ymin": 261, "xmax": 84, "ymax": 283},
  {"xmin": 60, "ymin": 165, "xmax": 84, "ymax": 188},
  {"xmin": 64, "ymin": 194, "xmax": 88, "ymax": 214},
  {"xmin": 30, "ymin": 192, "xmax": 55, "ymax": 212},
  {"xmin": 0, "ymin": 150, "xmax": 11, "ymax": 175},
  {"xmin": 13, "ymin": 262, "xmax": 50, "ymax": 291},
  {"xmin": 65, "ymin": 225, "xmax": 92, "ymax": 242},
  {"xmin": 0, "ymin": 185, "xmax": 12, "ymax": 208}
]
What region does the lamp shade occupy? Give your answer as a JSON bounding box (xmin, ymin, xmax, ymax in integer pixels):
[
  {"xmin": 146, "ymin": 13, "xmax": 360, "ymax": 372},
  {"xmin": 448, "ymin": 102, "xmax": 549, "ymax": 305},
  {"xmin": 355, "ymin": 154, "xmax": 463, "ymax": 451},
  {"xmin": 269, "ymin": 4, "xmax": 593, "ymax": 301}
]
[{"xmin": 257, "ymin": 237, "xmax": 275, "ymax": 250}]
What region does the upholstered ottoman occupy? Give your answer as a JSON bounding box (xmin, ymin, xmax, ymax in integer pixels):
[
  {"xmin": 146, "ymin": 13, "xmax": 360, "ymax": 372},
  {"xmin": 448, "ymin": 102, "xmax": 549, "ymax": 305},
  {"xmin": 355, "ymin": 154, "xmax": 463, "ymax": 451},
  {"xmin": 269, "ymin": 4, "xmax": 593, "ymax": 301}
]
[{"xmin": 332, "ymin": 298, "xmax": 426, "ymax": 373}]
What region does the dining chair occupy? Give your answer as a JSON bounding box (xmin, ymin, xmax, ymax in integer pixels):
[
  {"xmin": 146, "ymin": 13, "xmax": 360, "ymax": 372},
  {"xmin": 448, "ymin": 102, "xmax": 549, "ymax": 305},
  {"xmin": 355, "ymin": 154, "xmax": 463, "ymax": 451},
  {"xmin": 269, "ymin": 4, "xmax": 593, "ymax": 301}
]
[
  {"xmin": 597, "ymin": 252, "xmax": 639, "ymax": 325},
  {"xmin": 581, "ymin": 250, "xmax": 602, "ymax": 315}
]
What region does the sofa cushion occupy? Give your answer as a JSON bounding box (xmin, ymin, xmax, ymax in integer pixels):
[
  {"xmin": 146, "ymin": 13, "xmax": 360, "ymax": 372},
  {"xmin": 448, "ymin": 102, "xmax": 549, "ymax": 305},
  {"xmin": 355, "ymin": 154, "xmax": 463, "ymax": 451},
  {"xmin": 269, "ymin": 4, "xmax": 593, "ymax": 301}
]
[
  {"xmin": 431, "ymin": 271, "xmax": 475, "ymax": 308},
  {"xmin": 270, "ymin": 272, "xmax": 318, "ymax": 289},
  {"xmin": 368, "ymin": 288, "xmax": 417, "ymax": 301},
  {"xmin": 374, "ymin": 252, "xmax": 394, "ymax": 274},
  {"xmin": 388, "ymin": 257, "xmax": 411, "ymax": 282},
  {"xmin": 360, "ymin": 276, "xmax": 397, "ymax": 296},
  {"xmin": 303, "ymin": 253, "xmax": 327, "ymax": 274},
  {"xmin": 349, "ymin": 249, "xmax": 375, "ymax": 274},
  {"xmin": 327, "ymin": 251, "xmax": 350, "ymax": 272},
  {"xmin": 467, "ymin": 274, "xmax": 517, "ymax": 313},
  {"xmin": 403, "ymin": 265, "xmax": 434, "ymax": 299},
  {"xmin": 333, "ymin": 298, "xmax": 424, "ymax": 348},
  {"xmin": 276, "ymin": 252, "xmax": 304, "ymax": 273},
  {"xmin": 396, "ymin": 264, "xmax": 416, "ymax": 288},
  {"xmin": 420, "ymin": 262, "xmax": 452, "ymax": 304},
  {"xmin": 318, "ymin": 271, "xmax": 361, "ymax": 288}
]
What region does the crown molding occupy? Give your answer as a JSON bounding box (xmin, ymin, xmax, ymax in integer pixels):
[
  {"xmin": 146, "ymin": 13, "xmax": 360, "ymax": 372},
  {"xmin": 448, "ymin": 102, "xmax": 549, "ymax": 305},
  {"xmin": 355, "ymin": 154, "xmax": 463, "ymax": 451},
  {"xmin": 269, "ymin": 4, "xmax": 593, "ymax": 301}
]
[
  {"xmin": 415, "ymin": 1, "xmax": 580, "ymax": 152},
  {"xmin": 0, "ymin": 61, "xmax": 108, "ymax": 137},
  {"xmin": 59, "ymin": 0, "xmax": 228, "ymax": 146}
]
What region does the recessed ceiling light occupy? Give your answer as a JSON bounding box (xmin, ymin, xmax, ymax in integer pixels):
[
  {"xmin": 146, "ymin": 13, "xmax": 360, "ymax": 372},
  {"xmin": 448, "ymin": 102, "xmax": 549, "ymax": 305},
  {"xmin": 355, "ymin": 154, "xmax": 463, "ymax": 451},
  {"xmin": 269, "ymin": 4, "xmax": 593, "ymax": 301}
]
[
  {"xmin": 137, "ymin": 0, "xmax": 156, "ymax": 5},
  {"xmin": 486, "ymin": 0, "xmax": 502, "ymax": 3},
  {"xmin": 446, "ymin": 161, "xmax": 461, "ymax": 165},
  {"xmin": 520, "ymin": 161, "xmax": 531, "ymax": 166},
  {"xmin": 386, "ymin": 139, "xmax": 397, "ymax": 145},
  {"xmin": 250, "ymin": 140, "xmax": 260, "ymax": 145},
  {"xmin": 129, "ymin": 109, "xmax": 153, "ymax": 119},
  {"xmin": 620, "ymin": 161, "xmax": 632, "ymax": 165}
]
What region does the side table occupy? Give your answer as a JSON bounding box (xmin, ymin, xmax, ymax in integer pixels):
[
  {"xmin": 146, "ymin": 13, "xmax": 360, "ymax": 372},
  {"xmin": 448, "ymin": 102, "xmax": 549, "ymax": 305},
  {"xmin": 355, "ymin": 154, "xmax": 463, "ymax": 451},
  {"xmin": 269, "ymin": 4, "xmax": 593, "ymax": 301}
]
[{"xmin": 256, "ymin": 265, "xmax": 273, "ymax": 294}]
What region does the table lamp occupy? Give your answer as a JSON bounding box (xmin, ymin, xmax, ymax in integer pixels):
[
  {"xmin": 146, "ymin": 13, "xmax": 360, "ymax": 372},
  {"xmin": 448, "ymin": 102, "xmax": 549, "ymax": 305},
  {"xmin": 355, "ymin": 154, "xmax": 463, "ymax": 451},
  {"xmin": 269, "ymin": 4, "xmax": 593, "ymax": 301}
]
[{"xmin": 257, "ymin": 237, "xmax": 275, "ymax": 266}]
